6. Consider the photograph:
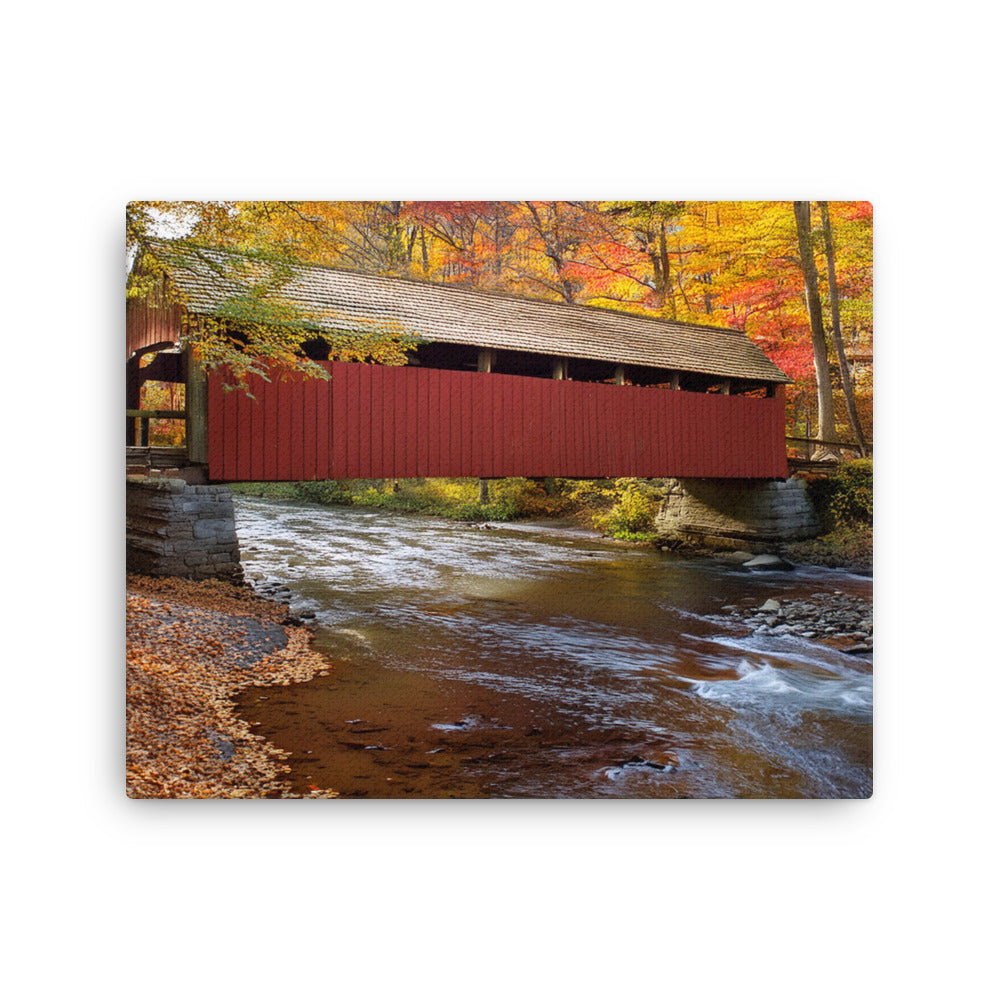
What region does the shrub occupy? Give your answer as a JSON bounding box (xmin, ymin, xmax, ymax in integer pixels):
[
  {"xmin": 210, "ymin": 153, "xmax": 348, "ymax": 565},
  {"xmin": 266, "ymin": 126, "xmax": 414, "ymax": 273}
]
[
  {"xmin": 806, "ymin": 459, "xmax": 873, "ymax": 531},
  {"xmin": 594, "ymin": 478, "xmax": 660, "ymax": 542},
  {"xmin": 227, "ymin": 482, "xmax": 300, "ymax": 499},
  {"xmin": 292, "ymin": 480, "xmax": 355, "ymax": 505}
]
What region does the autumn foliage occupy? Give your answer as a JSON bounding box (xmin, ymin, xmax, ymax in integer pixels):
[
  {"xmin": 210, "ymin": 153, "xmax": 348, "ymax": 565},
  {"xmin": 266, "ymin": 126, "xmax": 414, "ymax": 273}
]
[{"xmin": 127, "ymin": 200, "xmax": 872, "ymax": 441}]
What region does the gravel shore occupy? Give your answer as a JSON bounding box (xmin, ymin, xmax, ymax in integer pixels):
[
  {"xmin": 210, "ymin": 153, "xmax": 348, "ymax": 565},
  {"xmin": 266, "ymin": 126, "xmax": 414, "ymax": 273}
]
[
  {"xmin": 126, "ymin": 574, "xmax": 337, "ymax": 798},
  {"xmin": 719, "ymin": 589, "xmax": 874, "ymax": 655}
]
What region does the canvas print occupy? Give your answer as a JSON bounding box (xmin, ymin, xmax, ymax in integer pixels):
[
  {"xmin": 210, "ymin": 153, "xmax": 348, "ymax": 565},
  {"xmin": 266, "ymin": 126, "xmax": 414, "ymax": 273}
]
[{"xmin": 125, "ymin": 201, "xmax": 873, "ymax": 799}]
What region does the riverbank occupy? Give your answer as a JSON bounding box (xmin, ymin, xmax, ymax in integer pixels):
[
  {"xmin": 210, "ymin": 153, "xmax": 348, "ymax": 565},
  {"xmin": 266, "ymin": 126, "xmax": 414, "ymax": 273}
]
[
  {"xmin": 667, "ymin": 529, "xmax": 873, "ymax": 575},
  {"xmin": 126, "ymin": 574, "xmax": 337, "ymax": 798},
  {"xmin": 229, "ymin": 476, "xmax": 873, "ymax": 570}
]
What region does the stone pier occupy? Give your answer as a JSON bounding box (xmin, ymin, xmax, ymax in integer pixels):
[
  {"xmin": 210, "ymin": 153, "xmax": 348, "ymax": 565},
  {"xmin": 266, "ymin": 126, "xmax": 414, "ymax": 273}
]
[
  {"xmin": 653, "ymin": 477, "xmax": 821, "ymax": 551},
  {"xmin": 126, "ymin": 477, "xmax": 243, "ymax": 581}
]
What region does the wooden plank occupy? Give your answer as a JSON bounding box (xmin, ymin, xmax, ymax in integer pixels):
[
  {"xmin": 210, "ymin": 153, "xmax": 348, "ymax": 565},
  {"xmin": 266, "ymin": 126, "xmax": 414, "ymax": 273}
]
[
  {"xmin": 698, "ymin": 393, "xmax": 710, "ymax": 477},
  {"xmin": 529, "ymin": 376, "xmax": 545, "ymax": 479},
  {"xmin": 445, "ymin": 370, "xmax": 460, "ymax": 478},
  {"xmin": 486, "ymin": 372, "xmax": 498, "ymax": 479},
  {"xmin": 581, "ymin": 383, "xmax": 596, "ymax": 476},
  {"xmin": 509, "ymin": 375, "xmax": 523, "ymax": 479},
  {"xmin": 633, "ymin": 386, "xmax": 648, "ymax": 476},
  {"xmin": 501, "ymin": 376, "xmax": 513, "ymax": 478},
  {"xmin": 248, "ymin": 373, "xmax": 264, "ymax": 482},
  {"xmin": 220, "ymin": 380, "xmax": 237, "ymax": 481},
  {"xmin": 428, "ymin": 368, "xmax": 442, "ymax": 477},
  {"xmin": 655, "ymin": 387, "xmax": 670, "ymax": 476},
  {"xmin": 357, "ymin": 364, "xmax": 372, "ymax": 478},
  {"xmin": 722, "ymin": 395, "xmax": 738, "ymax": 477},
  {"xmin": 314, "ymin": 363, "xmax": 331, "ymax": 480},
  {"xmin": 125, "ymin": 409, "xmax": 186, "ymax": 420},
  {"xmin": 343, "ymin": 363, "xmax": 359, "ymax": 479},
  {"xmin": 300, "ymin": 372, "xmax": 316, "ymax": 481},
  {"xmin": 399, "ymin": 368, "xmax": 420, "ymax": 479},
  {"xmin": 367, "ymin": 365, "xmax": 382, "ymax": 480},
  {"xmin": 456, "ymin": 372, "xmax": 477, "ymax": 476},
  {"xmin": 672, "ymin": 389, "xmax": 690, "ymax": 477},
  {"xmin": 288, "ymin": 375, "xmax": 305, "ymax": 480},
  {"xmin": 596, "ymin": 383, "xmax": 609, "ymax": 478},
  {"xmin": 261, "ymin": 367, "xmax": 279, "ymax": 481},
  {"xmin": 557, "ymin": 379, "xmax": 570, "ymax": 477},
  {"xmin": 416, "ymin": 367, "xmax": 430, "ymax": 478},
  {"xmin": 487, "ymin": 373, "xmax": 500, "ymax": 478},
  {"xmin": 566, "ymin": 382, "xmax": 581, "ymax": 477},
  {"xmin": 385, "ymin": 366, "xmax": 398, "ymax": 479},
  {"xmin": 653, "ymin": 387, "xmax": 669, "ymax": 475},
  {"xmin": 469, "ymin": 372, "xmax": 484, "ymax": 479},
  {"xmin": 275, "ymin": 372, "xmax": 293, "ymax": 481},
  {"xmin": 572, "ymin": 382, "xmax": 586, "ymax": 477}
]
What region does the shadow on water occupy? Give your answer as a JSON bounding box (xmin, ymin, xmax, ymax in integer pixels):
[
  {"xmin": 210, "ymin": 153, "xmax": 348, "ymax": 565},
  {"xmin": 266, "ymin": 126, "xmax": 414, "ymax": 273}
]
[{"xmin": 233, "ymin": 496, "xmax": 873, "ymax": 798}]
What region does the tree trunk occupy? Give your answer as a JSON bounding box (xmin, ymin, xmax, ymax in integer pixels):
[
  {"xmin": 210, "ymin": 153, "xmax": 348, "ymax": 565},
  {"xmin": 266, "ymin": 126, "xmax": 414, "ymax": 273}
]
[
  {"xmin": 819, "ymin": 202, "xmax": 868, "ymax": 457},
  {"xmin": 658, "ymin": 223, "xmax": 676, "ymax": 318},
  {"xmin": 793, "ymin": 201, "xmax": 837, "ymax": 445}
]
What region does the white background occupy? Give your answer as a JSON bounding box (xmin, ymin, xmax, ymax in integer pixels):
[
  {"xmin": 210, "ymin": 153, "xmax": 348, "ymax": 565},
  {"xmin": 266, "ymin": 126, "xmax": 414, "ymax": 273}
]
[{"xmin": 3, "ymin": 2, "xmax": 995, "ymax": 997}]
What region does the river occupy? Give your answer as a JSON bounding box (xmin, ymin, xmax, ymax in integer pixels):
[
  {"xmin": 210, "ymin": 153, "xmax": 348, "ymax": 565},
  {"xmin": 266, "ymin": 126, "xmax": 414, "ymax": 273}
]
[{"xmin": 232, "ymin": 495, "xmax": 873, "ymax": 799}]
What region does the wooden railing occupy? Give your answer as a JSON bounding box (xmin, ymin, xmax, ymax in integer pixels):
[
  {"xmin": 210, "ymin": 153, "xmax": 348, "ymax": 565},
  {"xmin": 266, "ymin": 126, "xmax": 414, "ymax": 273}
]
[
  {"xmin": 786, "ymin": 436, "xmax": 869, "ymax": 464},
  {"xmin": 126, "ymin": 409, "xmax": 185, "ymax": 447}
]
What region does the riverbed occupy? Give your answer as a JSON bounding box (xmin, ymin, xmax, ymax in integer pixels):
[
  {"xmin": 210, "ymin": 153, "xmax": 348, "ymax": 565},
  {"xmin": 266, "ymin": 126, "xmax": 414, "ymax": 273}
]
[{"xmin": 233, "ymin": 496, "xmax": 873, "ymax": 798}]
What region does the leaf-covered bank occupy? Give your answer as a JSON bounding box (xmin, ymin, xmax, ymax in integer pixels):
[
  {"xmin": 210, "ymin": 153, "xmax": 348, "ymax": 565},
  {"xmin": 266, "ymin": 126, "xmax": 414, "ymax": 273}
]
[{"xmin": 126, "ymin": 575, "xmax": 337, "ymax": 798}]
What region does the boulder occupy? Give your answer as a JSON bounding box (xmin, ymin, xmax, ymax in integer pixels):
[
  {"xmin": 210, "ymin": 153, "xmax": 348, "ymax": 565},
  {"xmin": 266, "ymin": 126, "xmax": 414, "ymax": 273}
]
[{"xmin": 743, "ymin": 554, "xmax": 795, "ymax": 571}]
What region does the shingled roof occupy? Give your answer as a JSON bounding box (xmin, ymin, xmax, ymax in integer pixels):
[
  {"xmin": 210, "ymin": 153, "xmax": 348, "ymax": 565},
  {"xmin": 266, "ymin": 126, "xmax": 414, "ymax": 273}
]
[{"xmin": 146, "ymin": 239, "xmax": 790, "ymax": 384}]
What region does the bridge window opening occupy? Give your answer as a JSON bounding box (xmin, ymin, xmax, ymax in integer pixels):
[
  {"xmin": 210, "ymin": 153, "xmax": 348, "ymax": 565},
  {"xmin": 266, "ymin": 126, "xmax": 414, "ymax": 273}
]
[
  {"xmin": 554, "ymin": 357, "xmax": 626, "ymax": 384},
  {"xmin": 300, "ymin": 337, "xmax": 331, "ymax": 361},
  {"xmin": 627, "ymin": 364, "xmax": 677, "ymax": 388},
  {"xmin": 138, "ymin": 380, "xmax": 187, "ymax": 446},
  {"xmin": 679, "ymin": 372, "xmax": 725, "ymax": 394},
  {"xmin": 733, "ymin": 382, "xmax": 770, "ymax": 398},
  {"xmin": 491, "ymin": 349, "xmax": 563, "ymax": 379},
  {"xmin": 406, "ymin": 342, "xmax": 481, "ymax": 372},
  {"xmin": 127, "ymin": 346, "xmax": 187, "ymax": 449},
  {"xmin": 295, "ymin": 335, "xmax": 781, "ymax": 400}
]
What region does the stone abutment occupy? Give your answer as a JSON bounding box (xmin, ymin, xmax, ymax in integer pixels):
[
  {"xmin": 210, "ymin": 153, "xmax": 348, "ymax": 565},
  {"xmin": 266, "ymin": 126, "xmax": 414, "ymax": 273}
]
[
  {"xmin": 653, "ymin": 477, "xmax": 821, "ymax": 550},
  {"xmin": 126, "ymin": 477, "xmax": 243, "ymax": 581}
]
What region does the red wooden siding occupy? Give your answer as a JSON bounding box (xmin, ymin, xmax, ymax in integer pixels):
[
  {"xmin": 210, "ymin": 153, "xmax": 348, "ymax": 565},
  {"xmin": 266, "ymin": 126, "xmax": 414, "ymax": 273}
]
[
  {"xmin": 126, "ymin": 288, "xmax": 186, "ymax": 359},
  {"xmin": 206, "ymin": 361, "xmax": 788, "ymax": 482}
]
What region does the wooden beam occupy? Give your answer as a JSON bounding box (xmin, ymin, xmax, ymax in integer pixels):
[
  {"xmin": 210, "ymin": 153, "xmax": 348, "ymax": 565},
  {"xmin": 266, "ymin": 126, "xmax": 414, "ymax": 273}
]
[
  {"xmin": 613, "ymin": 364, "xmax": 626, "ymax": 385},
  {"xmin": 186, "ymin": 346, "xmax": 208, "ymax": 465},
  {"xmin": 477, "ymin": 348, "xmax": 497, "ymax": 373},
  {"xmin": 670, "ymin": 372, "xmax": 680, "ymax": 390},
  {"xmin": 552, "ymin": 358, "xmax": 568, "ymax": 380},
  {"xmin": 126, "ymin": 409, "xmax": 186, "ymax": 420}
]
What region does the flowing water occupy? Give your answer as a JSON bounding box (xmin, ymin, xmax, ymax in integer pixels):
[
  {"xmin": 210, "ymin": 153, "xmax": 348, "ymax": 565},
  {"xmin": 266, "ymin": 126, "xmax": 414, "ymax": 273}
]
[{"xmin": 233, "ymin": 496, "xmax": 873, "ymax": 798}]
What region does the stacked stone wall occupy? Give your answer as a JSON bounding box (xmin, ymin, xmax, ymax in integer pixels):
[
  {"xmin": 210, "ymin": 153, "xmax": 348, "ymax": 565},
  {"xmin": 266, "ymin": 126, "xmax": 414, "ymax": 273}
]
[
  {"xmin": 654, "ymin": 477, "xmax": 821, "ymax": 550},
  {"xmin": 126, "ymin": 478, "xmax": 243, "ymax": 581}
]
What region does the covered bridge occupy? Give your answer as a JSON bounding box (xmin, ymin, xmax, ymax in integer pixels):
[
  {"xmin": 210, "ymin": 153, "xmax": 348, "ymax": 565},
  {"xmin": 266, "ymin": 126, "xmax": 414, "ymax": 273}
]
[{"xmin": 127, "ymin": 241, "xmax": 791, "ymax": 482}]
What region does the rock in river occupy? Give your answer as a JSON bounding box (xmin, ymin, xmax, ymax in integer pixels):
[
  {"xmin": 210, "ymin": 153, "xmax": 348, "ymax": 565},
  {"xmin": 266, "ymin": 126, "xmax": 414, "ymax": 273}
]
[{"xmin": 744, "ymin": 554, "xmax": 795, "ymax": 571}]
